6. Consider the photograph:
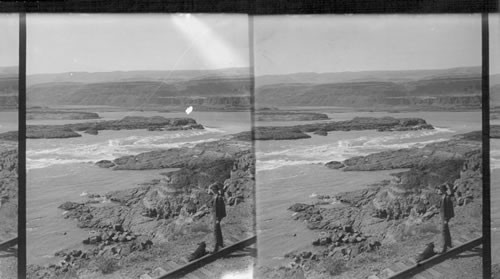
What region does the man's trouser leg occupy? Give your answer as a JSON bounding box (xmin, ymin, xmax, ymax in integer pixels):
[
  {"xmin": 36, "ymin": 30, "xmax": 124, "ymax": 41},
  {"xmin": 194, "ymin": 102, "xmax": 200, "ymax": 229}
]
[
  {"xmin": 442, "ymin": 221, "xmax": 452, "ymax": 250},
  {"xmin": 214, "ymin": 218, "xmax": 223, "ymax": 251}
]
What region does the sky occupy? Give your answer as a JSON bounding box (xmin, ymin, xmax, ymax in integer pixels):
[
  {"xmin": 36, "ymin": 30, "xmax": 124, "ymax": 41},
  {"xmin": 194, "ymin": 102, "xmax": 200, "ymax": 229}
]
[
  {"xmin": 491, "ymin": 14, "xmax": 500, "ymax": 75},
  {"xmin": 26, "ymin": 14, "xmax": 249, "ymax": 75},
  {"xmin": 0, "ymin": 14, "xmax": 19, "ymax": 68},
  {"xmin": 255, "ymin": 14, "xmax": 482, "ymax": 75}
]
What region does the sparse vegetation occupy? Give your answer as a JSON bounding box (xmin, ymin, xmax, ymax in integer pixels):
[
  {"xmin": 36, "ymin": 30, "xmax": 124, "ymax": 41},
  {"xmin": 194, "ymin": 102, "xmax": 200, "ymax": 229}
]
[
  {"xmin": 322, "ymin": 258, "xmax": 346, "ymax": 276},
  {"xmin": 54, "ymin": 269, "xmax": 80, "ymax": 279},
  {"xmin": 190, "ymin": 222, "xmax": 211, "ymax": 234},
  {"xmin": 94, "ymin": 256, "xmax": 119, "ymax": 274}
]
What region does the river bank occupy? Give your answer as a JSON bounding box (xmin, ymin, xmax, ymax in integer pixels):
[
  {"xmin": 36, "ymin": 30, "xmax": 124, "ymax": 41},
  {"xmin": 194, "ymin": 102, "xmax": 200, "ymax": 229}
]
[
  {"xmin": 257, "ymin": 132, "xmax": 482, "ymax": 278},
  {"xmin": 27, "ymin": 138, "xmax": 255, "ymax": 279}
]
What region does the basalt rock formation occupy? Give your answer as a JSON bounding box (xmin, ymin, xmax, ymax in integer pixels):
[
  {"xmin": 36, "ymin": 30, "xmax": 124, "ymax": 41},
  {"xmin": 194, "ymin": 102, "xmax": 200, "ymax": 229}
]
[{"xmin": 65, "ymin": 139, "xmax": 254, "ymax": 242}]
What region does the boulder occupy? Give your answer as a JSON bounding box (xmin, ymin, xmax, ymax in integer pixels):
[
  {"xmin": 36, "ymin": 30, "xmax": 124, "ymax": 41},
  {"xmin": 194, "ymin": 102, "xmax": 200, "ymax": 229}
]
[
  {"xmin": 113, "ymin": 224, "xmax": 124, "ymax": 232},
  {"xmin": 288, "ymin": 203, "xmax": 314, "ymax": 212},
  {"xmin": 325, "ymin": 161, "xmax": 344, "ymax": 169},
  {"xmin": 314, "ymin": 129, "xmax": 328, "ymax": 136},
  {"xmin": 84, "ymin": 126, "xmax": 98, "ymax": 135},
  {"xmin": 96, "ymin": 160, "xmax": 115, "ymax": 168},
  {"xmin": 59, "ymin": 201, "xmax": 83, "ymax": 211}
]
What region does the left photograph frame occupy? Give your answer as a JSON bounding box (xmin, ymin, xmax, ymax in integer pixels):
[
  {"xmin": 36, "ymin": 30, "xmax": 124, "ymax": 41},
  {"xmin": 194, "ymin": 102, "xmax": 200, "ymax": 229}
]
[
  {"xmin": 24, "ymin": 13, "xmax": 255, "ymax": 279},
  {"xmin": 0, "ymin": 12, "xmax": 20, "ymax": 279}
]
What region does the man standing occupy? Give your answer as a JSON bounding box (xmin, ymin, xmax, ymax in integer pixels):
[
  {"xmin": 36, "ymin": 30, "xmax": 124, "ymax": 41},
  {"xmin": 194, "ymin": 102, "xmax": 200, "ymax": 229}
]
[
  {"xmin": 209, "ymin": 182, "xmax": 227, "ymax": 253},
  {"xmin": 439, "ymin": 183, "xmax": 455, "ymax": 253}
]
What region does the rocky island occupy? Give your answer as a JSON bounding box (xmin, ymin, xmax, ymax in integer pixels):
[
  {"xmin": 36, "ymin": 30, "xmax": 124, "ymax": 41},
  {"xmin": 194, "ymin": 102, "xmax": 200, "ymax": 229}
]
[
  {"xmin": 1, "ymin": 116, "xmax": 204, "ymax": 140},
  {"xmin": 255, "ymin": 111, "xmax": 329, "ymax": 122},
  {"xmin": 27, "ymin": 110, "xmax": 100, "ymax": 120},
  {"xmin": 234, "ymin": 117, "xmax": 433, "ymax": 140}
]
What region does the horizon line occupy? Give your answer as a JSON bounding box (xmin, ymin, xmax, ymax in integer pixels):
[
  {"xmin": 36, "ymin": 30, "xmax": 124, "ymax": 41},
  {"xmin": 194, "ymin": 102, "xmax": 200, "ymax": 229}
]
[{"xmin": 2, "ymin": 64, "xmax": 490, "ymax": 77}]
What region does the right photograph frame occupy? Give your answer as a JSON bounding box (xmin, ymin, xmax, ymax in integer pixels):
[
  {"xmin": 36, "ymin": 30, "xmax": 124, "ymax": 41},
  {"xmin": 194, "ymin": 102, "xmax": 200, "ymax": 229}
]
[{"xmin": 253, "ymin": 14, "xmax": 484, "ymax": 279}]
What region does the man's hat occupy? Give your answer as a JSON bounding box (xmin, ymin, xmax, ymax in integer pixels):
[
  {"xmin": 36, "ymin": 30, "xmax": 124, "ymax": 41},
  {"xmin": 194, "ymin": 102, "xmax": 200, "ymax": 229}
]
[
  {"xmin": 209, "ymin": 182, "xmax": 221, "ymax": 192},
  {"xmin": 439, "ymin": 184, "xmax": 448, "ymax": 192}
]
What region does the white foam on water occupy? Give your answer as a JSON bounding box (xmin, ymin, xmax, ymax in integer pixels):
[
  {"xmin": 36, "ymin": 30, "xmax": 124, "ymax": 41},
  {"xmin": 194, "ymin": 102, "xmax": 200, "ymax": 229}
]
[
  {"xmin": 491, "ymin": 149, "xmax": 500, "ymax": 158},
  {"xmin": 492, "ymin": 158, "xmax": 500, "ymax": 170},
  {"xmin": 361, "ymin": 138, "xmax": 450, "ymax": 150},
  {"xmin": 203, "ymin": 126, "xmax": 226, "ymax": 134},
  {"xmin": 27, "ymin": 158, "xmax": 95, "ymax": 170},
  {"xmin": 27, "ymin": 133, "xmax": 222, "ymax": 170},
  {"xmin": 257, "ymin": 128, "xmax": 454, "ymax": 171},
  {"xmin": 362, "ymin": 127, "xmax": 453, "ymax": 147},
  {"xmin": 257, "ymin": 159, "xmax": 326, "ymax": 171},
  {"xmin": 490, "ymin": 149, "xmax": 500, "ymax": 169}
]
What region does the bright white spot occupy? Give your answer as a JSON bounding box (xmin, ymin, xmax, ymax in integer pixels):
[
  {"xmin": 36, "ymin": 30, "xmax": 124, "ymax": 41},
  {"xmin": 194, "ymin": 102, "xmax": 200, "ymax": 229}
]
[
  {"xmin": 221, "ymin": 265, "xmax": 253, "ymax": 279},
  {"xmin": 172, "ymin": 15, "xmax": 246, "ymax": 69},
  {"xmin": 185, "ymin": 106, "xmax": 193, "ymax": 115}
]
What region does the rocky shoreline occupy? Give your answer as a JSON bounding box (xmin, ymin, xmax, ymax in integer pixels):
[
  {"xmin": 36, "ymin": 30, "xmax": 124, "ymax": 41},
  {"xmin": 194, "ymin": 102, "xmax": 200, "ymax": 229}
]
[
  {"xmin": 0, "ymin": 140, "xmax": 18, "ymax": 279},
  {"xmin": 28, "ymin": 138, "xmax": 255, "ymax": 279},
  {"xmin": 258, "ymin": 132, "xmax": 482, "ymax": 278},
  {"xmin": 0, "ymin": 116, "xmax": 204, "ymax": 140},
  {"xmin": 0, "ymin": 140, "xmax": 18, "ymax": 239},
  {"xmin": 233, "ymin": 117, "xmax": 433, "ymax": 140}
]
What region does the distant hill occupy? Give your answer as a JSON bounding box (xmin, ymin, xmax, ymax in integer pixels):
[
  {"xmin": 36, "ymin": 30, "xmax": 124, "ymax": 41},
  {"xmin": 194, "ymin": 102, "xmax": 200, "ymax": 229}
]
[
  {"xmin": 0, "ymin": 77, "xmax": 17, "ymax": 93},
  {"xmin": 0, "ymin": 66, "xmax": 18, "ymax": 78},
  {"xmin": 256, "ymin": 67, "xmax": 482, "ymax": 110},
  {"xmin": 256, "ymin": 66, "xmax": 481, "ymax": 87},
  {"xmin": 27, "ymin": 75, "xmax": 251, "ymax": 109},
  {"xmin": 0, "ymin": 67, "xmax": 18, "ymax": 109},
  {"xmin": 27, "ymin": 67, "xmax": 250, "ymax": 86},
  {"xmin": 26, "ymin": 66, "xmax": 486, "ymax": 110}
]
